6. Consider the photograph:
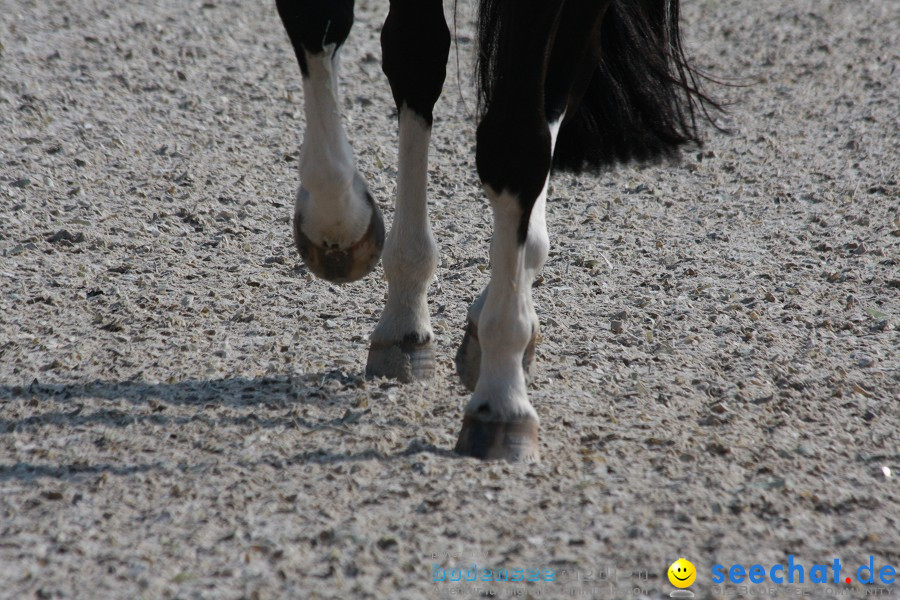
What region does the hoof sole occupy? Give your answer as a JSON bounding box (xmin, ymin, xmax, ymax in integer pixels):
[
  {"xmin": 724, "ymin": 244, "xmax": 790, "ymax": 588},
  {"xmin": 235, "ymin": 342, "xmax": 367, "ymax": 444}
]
[
  {"xmin": 454, "ymin": 321, "xmax": 538, "ymax": 392},
  {"xmin": 454, "ymin": 415, "xmax": 540, "ymax": 462},
  {"xmin": 365, "ymin": 338, "xmax": 435, "ymax": 383},
  {"xmin": 293, "ymin": 182, "xmax": 385, "ymax": 284}
]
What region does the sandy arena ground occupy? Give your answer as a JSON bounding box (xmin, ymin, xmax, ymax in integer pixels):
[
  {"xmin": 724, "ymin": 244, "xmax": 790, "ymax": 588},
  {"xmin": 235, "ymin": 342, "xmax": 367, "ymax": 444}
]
[{"xmin": 1, "ymin": 0, "xmax": 898, "ymax": 598}]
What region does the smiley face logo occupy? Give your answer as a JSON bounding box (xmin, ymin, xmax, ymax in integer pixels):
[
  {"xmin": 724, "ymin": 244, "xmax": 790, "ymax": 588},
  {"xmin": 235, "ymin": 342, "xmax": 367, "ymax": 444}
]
[{"xmin": 668, "ymin": 558, "xmax": 696, "ymax": 588}]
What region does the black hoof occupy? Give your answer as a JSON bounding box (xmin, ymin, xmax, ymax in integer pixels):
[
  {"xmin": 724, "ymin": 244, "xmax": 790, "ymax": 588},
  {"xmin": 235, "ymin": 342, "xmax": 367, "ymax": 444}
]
[
  {"xmin": 293, "ymin": 184, "xmax": 385, "ymax": 284},
  {"xmin": 454, "ymin": 415, "xmax": 540, "ymax": 462},
  {"xmin": 365, "ymin": 337, "xmax": 436, "ymax": 383}
]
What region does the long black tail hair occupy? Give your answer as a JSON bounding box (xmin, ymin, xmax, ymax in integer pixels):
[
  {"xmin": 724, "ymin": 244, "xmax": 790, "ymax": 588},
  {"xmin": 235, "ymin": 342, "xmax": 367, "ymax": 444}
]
[{"xmin": 476, "ymin": 0, "xmax": 722, "ymax": 172}]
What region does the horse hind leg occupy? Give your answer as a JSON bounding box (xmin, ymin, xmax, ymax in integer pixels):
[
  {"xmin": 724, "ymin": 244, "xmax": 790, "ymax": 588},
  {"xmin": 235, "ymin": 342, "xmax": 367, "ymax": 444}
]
[
  {"xmin": 453, "ymin": 114, "xmax": 559, "ymax": 462},
  {"xmin": 454, "ymin": 267, "xmax": 541, "ymax": 392},
  {"xmin": 277, "ymin": 0, "xmax": 384, "ymax": 283},
  {"xmin": 454, "ymin": 0, "xmax": 610, "ymax": 462},
  {"xmin": 365, "ymin": 0, "xmax": 450, "ymax": 382}
]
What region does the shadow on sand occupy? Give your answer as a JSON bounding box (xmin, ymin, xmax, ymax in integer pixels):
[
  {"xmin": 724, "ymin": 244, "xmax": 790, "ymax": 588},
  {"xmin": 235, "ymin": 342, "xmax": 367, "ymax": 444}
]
[{"xmin": 0, "ymin": 372, "xmax": 457, "ymax": 481}]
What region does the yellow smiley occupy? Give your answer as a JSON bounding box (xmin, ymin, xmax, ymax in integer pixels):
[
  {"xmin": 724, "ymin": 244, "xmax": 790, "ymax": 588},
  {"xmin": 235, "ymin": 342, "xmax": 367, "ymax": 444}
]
[{"xmin": 668, "ymin": 558, "xmax": 697, "ymax": 588}]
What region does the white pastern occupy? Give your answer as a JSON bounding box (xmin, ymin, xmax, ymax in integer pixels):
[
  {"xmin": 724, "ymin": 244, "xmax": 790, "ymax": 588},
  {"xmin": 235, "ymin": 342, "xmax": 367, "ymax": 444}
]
[
  {"xmin": 372, "ymin": 106, "xmax": 438, "ymax": 342},
  {"xmin": 466, "ymin": 115, "xmax": 563, "ymax": 420},
  {"xmin": 296, "ymin": 47, "xmax": 372, "ymax": 248}
]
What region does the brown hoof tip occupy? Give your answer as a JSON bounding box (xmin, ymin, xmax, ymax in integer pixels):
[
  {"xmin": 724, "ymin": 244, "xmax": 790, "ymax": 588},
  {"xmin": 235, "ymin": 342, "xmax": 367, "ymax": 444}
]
[
  {"xmin": 365, "ymin": 338, "xmax": 436, "ymax": 383},
  {"xmin": 293, "ymin": 186, "xmax": 385, "ymax": 284},
  {"xmin": 454, "ymin": 415, "xmax": 540, "ymax": 462},
  {"xmin": 455, "ymin": 321, "xmax": 538, "ymax": 392}
]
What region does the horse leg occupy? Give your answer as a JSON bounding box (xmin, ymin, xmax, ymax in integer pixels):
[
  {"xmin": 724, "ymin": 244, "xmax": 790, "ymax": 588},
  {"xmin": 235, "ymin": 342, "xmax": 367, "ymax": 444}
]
[
  {"xmin": 454, "ymin": 0, "xmax": 609, "ymax": 461},
  {"xmin": 276, "ymin": 0, "xmax": 384, "ymax": 283},
  {"xmin": 455, "ymin": 279, "xmax": 539, "ymax": 392},
  {"xmin": 365, "ymin": 0, "xmax": 450, "ymax": 382},
  {"xmin": 455, "ymin": 0, "xmax": 609, "ymax": 394}
]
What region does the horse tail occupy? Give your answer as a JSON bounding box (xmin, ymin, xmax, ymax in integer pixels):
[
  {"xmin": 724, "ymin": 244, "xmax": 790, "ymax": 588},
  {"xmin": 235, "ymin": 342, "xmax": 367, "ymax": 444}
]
[
  {"xmin": 553, "ymin": 0, "xmax": 722, "ymax": 171},
  {"xmin": 475, "ymin": 0, "xmax": 723, "ymax": 173}
]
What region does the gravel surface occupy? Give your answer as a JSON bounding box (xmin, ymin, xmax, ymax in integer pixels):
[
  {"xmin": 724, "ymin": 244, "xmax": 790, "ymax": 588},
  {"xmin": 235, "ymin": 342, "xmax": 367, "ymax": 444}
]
[{"xmin": 1, "ymin": 0, "xmax": 898, "ymax": 598}]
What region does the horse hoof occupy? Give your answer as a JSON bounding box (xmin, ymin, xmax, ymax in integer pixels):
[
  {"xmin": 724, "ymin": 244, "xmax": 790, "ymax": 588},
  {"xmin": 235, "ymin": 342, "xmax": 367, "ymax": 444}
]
[
  {"xmin": 454, "ymin": 320, "xmax": 538, "ymax": 392},
  {"xmin": 454, "ymin": 414, "xmax": 540, "ymax": 462},
  {"xmin": 293, "ymin": 185, "xmax": 385, "ymax": 284},
  {"xmin": 365, "ymin": 338, "xmax": 436, "ymax": 382}
]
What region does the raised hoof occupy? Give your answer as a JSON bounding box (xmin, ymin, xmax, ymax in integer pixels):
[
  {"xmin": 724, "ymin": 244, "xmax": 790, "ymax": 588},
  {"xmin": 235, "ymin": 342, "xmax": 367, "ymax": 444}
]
[
  {"xmin": 365, "ymin": 338, "xmax": 436, "ymax": 383},
  {"xmin": 454, "ymin": 321, "xmax": 538, "ymax": 392},
  {"xmin": 293, "ymin": 185, "xmax": 385, "ymax": 284},
  {"xmin": 454, "ymin": 415, "xmax": 540, "ymax": 462}
]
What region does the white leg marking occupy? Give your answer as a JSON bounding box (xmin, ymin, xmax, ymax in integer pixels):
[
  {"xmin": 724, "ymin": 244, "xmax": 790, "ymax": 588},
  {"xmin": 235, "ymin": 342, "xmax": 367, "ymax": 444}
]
[
  {"xmin": 467, "ymin": 114, "xmax": 563, "ymax": 322},
  {"xmin": 468, "ymin": 189, "xmax": 538, "ymax": 420},
  {"xmin": 372, "ymin": 106, "xmax": 438, "ymax": 343},
  {"xmin": 296, "ymin": 47, "xmax": 372, "ymax": 248},
  {"xmin": 548, "ymin": 113, "xmax": 564, "ymax": 154},
  {"xmin": 466, "ymin": 116, "xmax": 564, "ymax": 420},
  {"xmin": 525, "ymin": 115, "xmax": 563, "ymax": 273}
]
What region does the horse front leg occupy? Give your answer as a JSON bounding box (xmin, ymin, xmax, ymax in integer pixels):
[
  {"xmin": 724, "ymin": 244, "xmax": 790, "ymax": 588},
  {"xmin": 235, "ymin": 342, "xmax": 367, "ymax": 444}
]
[
  {"xmin": 277, "ymin": 0, "xmax": 384, "ymax": 283},
  {"xmin": 365, "ymin": 0, "xmax": 450, "ymax": 382}
]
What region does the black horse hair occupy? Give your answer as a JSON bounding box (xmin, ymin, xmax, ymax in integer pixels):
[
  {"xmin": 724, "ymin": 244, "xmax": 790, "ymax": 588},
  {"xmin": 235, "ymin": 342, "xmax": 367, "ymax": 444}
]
[{"xmin": 475, "ymin": 0, "xmax": 723, "ymax": 172}]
